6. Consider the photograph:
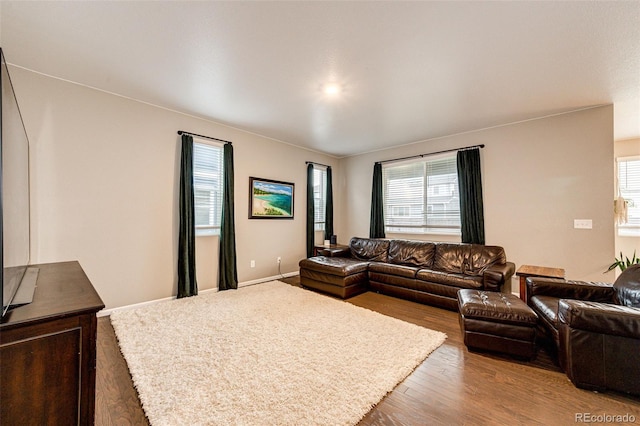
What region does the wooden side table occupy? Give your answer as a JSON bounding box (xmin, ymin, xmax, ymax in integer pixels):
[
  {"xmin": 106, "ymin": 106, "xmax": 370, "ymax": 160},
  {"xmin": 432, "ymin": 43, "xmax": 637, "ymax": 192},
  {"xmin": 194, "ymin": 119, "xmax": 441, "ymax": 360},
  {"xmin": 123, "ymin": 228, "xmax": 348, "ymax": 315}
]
[{"xmin": 516, "ymin": 264, "xmax": 565, "ymax": 302}]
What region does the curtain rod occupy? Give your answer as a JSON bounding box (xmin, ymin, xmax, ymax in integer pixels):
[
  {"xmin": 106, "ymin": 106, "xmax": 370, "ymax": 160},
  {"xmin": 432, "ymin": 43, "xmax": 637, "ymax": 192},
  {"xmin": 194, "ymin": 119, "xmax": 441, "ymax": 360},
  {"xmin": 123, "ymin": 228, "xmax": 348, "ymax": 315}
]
[
  {"xmin": 177, "ymin": 130, "xmax": 232, "ymax": 145},
  {"xmin": 305, "ymin": 161, "xmax": 330, "ymax": 168},
  {"xmin": 376, "ymin": 144, "xmax": 484, "ymax": 165}
]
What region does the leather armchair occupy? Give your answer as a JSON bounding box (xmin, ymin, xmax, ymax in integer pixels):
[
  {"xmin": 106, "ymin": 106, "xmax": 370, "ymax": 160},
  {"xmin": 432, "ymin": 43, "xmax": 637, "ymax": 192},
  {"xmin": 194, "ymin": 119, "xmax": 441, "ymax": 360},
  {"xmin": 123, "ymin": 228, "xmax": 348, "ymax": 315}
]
[
  {"xmin": 526, "ymin": 278, "xmax": 615, "ymax": 347},
  {"xmin": 527, "ymin": 264, "xmax": 640, "ymax": 395}
]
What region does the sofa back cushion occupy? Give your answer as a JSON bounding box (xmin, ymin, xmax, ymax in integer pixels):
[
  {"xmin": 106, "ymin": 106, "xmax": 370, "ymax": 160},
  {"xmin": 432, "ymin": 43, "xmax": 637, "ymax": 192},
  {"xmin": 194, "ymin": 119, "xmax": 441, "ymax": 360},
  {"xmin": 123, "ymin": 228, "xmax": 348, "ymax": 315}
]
[
  {"xmin": 388, "ymin": 240, "xmax": 436, "ymax": 267},
  {"xmin": 613, "ymin": 263, "xmax": 640, "ymax": 308},
  {"xmin": 469, "ymin": 244, "xmax": 507, "ymax": 274},
  {"xmin": 349, "ymin": 237, "xmax": 390, "ymax": 262},
  {"xmin": 433, "ymin": 243, "xmax": 468, "ymax": 274},
  {"xmin": 434, "ymin": 243, "xmax": 506, "ymax": 276}
]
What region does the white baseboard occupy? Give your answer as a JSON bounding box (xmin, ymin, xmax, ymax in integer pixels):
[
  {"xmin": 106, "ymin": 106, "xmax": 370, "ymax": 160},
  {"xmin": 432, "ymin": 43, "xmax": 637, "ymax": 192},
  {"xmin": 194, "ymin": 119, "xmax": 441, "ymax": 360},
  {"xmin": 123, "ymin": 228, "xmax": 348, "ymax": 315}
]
[
  {"xmin": 98, "ymin": 271, "xmax": 299, "ymax": 317},
  {"xmin": 238, "ymin": 271, "xmax": 299, "ymax": 288}
]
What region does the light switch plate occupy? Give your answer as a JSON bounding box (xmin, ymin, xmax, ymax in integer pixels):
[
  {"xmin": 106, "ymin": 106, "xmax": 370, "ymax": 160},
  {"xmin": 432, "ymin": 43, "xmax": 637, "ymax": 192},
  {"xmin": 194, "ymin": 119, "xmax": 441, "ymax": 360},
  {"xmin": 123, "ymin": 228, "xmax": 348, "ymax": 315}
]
[{"xmin": 574, "ymin": 219, "xmax": 593, "ymax": 229}]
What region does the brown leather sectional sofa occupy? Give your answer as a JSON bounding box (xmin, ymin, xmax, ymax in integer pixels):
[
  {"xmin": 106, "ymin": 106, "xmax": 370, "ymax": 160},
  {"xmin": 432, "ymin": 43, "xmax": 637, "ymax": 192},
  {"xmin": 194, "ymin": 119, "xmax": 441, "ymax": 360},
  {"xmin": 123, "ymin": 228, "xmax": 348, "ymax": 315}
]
[
  {"xmin": 299, "ymin": 237, "xmax": 515, "ymax": 310},
  {"xmin": 526, "ymin": 264, "xmax": 640, "ymax": 395}
]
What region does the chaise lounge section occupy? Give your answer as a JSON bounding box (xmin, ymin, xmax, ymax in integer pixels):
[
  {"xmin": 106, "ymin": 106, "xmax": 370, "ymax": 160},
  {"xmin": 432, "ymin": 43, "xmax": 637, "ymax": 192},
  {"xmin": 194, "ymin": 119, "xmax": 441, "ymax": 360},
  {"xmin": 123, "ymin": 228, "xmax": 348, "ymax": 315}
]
[
  {"xmin": 299, "ymin": 237, "xmax": 515, "ymax": 311},
  {"xmin": 297, "ymin": 256, "xmax": 370, "ymax": 299}
]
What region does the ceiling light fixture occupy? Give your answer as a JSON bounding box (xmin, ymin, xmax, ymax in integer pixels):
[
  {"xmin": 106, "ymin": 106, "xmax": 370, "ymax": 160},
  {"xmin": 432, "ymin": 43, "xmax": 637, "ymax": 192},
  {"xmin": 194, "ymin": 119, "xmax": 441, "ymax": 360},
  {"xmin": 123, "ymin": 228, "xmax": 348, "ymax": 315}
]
[{"xmin": 323, "ymin": 83, "xmax": 341, "ymax": 96}]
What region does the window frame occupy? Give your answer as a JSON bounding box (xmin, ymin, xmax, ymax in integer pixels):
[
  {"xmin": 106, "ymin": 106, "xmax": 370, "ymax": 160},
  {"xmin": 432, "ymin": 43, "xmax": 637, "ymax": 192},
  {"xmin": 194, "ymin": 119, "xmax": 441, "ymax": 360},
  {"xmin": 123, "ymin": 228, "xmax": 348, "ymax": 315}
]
[
  {"xmin": 313, "ymin": 166, "xmax": 327, "ymax": 232},
  {"xmin": 193, "ymin": 140, "xmax": 224, "ymax": 237},
  {"xmin": 382, "ymin": 153, "xmax": 461, "ymax": 236},
  {"xmin": 616, "ymin": 155, "xmax": 640, "ymax": 237}
]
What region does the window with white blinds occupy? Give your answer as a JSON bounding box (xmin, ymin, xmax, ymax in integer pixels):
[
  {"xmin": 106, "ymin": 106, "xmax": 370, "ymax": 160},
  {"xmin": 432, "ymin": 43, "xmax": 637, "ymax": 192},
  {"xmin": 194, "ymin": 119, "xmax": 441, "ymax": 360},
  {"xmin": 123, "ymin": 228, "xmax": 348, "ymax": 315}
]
[
  {"xmin": 382, "ymin": 154, "xmax": 461, "ymax": 235},
  {"xmin": 313, "ymin": 167, "xmax": 327, "ymax": 231},
  {"xmin": 617, "ymin": 156, "xmax": 640, "ymax": 237},
  {"xmin": 193, "ymin": 142, "xmax": 224, "ymax": 236}
]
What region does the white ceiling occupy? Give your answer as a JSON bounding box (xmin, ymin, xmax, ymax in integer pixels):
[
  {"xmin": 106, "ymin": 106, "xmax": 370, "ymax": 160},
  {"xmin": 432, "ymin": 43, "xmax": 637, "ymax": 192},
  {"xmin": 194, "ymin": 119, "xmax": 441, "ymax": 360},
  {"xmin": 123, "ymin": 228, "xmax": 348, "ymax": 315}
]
[{"xmin": 2, "ymin": 1, "xmax": 639, "ymax": 157}]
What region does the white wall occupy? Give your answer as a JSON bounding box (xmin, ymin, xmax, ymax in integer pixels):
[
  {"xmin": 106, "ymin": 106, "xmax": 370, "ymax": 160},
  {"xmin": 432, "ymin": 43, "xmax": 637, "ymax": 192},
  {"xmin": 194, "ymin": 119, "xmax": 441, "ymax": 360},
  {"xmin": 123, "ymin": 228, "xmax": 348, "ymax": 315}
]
[
  {"xmin": 9, "ymin": 62, "xmax": 619, "ymax": 307},
  {"xmin": 11, "ymin": 66, "xmax": 338, "ymax": 309},
  {"xmin": 338, "ymin": 106, "xmax": 615, "ymax": 287}
]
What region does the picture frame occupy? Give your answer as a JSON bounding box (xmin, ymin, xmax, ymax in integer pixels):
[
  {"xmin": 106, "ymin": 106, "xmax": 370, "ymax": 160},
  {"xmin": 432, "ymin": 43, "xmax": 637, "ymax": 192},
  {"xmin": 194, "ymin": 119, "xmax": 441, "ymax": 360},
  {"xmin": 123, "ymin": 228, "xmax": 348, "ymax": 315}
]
[{"xmin": 249, "ymin": 177, "xmax": 294, "ymax": 219}]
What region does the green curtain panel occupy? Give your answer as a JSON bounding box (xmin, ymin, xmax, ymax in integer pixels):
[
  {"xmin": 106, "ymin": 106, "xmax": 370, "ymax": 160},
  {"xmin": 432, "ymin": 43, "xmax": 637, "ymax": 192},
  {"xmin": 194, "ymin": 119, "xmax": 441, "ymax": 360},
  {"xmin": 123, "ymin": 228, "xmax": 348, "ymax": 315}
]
[
  {"xmin": 178, "ymin": 134, "xmax": 197, "ymax": 298},
  {"xmin": 370, "ymin": 162, "xmax": 385, "ymax": 238},
  {"xmin": 306, "ymin": 163, "xmax": 315, "ymax": 258},
  {"xmin": 324, "ymin": 166, "xmax": 334, "ymax": 240},
  {"xmin": 457, "ymin": 148, "xmax": 485, "ymax": 244},
  {"xmin": 219, "ymin": 143, "xmax": 238, "ymax": 290}
]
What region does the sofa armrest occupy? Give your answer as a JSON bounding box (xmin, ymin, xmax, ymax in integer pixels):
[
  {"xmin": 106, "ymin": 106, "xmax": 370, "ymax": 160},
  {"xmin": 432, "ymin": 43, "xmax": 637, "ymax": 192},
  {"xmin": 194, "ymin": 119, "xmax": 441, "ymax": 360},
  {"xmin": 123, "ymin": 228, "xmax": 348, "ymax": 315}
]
[
  {"xmin": 331, "ymin": 247, "xmax": 352, "ymax": 257},
  {"xmin": 558, "ymin": 299, "xmax": 640, "ymax": 339},
  {"xmin": 317, "ymin": 246, "xmax": 352, "ymax": 257},
  {"xmin": 558, "ymin": 299, "xmax": 640, "ymax": 394},
  {"xmin": 482, "ymin": 262, "xmax": 515, "ymax": 292},
  {"xmin": 526, "ymin": 277, "xmax": 615, "ymax": 304}
]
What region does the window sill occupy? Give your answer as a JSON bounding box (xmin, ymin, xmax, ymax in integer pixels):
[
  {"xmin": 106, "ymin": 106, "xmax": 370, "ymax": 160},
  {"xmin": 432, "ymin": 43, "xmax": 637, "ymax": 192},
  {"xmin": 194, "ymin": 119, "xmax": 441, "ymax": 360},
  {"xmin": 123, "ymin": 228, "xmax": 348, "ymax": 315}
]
[
  {"xmin": 617, "ymin": 229, "xmax": 640, "ymax": 238},
  {"xmin": 196, "ymin": 229, "xmax": 220, "ymax": 237},
  {"xmin": 385, "ymin": 229, "xmax": 461, "ymax": 236}
]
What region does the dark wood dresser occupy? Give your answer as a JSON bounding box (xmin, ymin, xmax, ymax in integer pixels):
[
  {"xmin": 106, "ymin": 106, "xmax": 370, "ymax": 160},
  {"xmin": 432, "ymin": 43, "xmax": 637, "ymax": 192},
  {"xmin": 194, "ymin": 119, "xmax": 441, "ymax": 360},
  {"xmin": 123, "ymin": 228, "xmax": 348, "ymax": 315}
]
[{"xmin": 1, "ymin": 261, "xmax": 105, "ymax": 425}]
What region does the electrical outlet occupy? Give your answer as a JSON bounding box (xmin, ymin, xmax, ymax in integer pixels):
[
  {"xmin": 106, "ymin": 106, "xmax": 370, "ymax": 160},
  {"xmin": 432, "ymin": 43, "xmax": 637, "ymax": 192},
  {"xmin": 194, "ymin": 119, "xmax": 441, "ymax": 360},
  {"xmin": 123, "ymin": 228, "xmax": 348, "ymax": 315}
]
[
  {"xmin": 277, "ymin": 257, "xmax": 281, "ymax": 264},
  {"xmin": 250, "ymin": 260, "xmax": 255, "ymax": 268}
]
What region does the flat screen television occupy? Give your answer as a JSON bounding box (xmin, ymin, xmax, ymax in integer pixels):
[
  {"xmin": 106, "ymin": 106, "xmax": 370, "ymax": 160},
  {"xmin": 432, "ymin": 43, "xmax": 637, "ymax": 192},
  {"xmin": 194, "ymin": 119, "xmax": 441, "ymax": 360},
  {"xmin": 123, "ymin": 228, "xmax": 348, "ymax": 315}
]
[{"xmin": 1, "ymin": 48, "xmax": 33, "ymax": 318}]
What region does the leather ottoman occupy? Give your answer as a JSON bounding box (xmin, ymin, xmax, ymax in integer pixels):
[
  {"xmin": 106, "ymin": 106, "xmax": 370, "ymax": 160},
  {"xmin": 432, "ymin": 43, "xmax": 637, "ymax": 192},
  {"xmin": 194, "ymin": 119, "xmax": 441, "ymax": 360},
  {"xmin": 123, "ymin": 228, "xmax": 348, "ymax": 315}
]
[
  {"xmin": 299, "ymin": 257, "xmax": 369, "ymax": 299},
  {"xmin": 457, "ymin": 289, "xmax": 539, "ymax": 359}
]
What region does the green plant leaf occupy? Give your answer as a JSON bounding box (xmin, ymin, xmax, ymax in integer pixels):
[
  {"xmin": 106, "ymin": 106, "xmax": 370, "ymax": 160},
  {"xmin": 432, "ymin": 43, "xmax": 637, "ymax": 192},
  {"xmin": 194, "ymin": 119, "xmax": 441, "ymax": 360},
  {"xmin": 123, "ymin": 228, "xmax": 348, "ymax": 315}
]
[
  {"xmin": 606, "ymin": 262, "xmax": 619, "ymax": 272},
  {"xmin": 604, "ymin": 251, "xmax": 640, "ymax": 273}
]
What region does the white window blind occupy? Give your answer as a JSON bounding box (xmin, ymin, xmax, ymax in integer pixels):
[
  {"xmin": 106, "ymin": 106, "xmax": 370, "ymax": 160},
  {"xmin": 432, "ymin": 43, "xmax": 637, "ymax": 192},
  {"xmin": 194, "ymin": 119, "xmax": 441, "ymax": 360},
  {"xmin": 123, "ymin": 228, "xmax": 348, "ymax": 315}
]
[
  {"xmin": 313, "ymin": 167, "xmax": 327, "ymax": 231},
  {"xmin": 618, "ymin": 156, "xmax": 640, "ymax": 237},
  {"xmin": 382, "ymin": 154, "xmax": 460, "ymax": 234},
  {"xmin": 193, "ymin": 142, "xmax": 224, "ymax": 236}
]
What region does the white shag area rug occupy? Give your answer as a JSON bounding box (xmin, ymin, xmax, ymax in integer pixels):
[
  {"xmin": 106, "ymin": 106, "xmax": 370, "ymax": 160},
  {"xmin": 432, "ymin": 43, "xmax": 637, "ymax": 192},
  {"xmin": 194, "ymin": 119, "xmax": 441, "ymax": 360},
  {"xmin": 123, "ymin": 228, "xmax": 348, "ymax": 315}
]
[{"xmin": 110, "ymin": 281, "xmax": 446, "ymax": 426}]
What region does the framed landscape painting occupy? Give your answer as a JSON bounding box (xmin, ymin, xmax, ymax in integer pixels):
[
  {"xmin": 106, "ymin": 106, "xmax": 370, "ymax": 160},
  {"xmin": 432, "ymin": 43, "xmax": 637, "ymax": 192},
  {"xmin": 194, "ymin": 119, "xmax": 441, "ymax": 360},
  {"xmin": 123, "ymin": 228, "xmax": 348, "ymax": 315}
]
[{"xmin": 249, "ymin": 177, "xmax": 294, "ymax": 219}]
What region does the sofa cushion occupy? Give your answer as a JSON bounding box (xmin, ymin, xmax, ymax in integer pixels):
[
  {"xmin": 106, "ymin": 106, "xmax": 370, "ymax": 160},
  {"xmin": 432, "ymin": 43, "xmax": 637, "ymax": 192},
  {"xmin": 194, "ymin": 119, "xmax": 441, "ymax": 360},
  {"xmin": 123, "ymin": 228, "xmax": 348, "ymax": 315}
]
[
  {"xmin": 613, "ymin": 264, "xmax": 640, "ymax": 308},
  {"xmin": 529, "ymin": 295, "xmax": 560, "ymax": 331},
  {"xmin": 469, "ymin": 245, "xmax": 507, "ymax": 274},
  {"xmin": 416, "ymin": 269, "xmax": 483, "ymax": 290},
  {"xmin": 369, "ymin": 262, "xmax": 418, "ymax": 279},
  {"xmin": 388, "ymin": 240, "xmax": 436, "ymax": 268},
  {"xmin": 349, "ymin": 237, "xmax": 390, "ymax": 262},
  {"xmin": 416, "ymin": 280, "xmax": 466, "ymax": 300},
  {"xmin": 433, "ymin": 243, "xmax": 507, "ymax": 276},
  {"xmin": 433, "ymin": 243, "xmax": 467, "ymax": 274},
  {"xmin": 299, "ymin": 257, "xmax": 369, "ymax": 276}
]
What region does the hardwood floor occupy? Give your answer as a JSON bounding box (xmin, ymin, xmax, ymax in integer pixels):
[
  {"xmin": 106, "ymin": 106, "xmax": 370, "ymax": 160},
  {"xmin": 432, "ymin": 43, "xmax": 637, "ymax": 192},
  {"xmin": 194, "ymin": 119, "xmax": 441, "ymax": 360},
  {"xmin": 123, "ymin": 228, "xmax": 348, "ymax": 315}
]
[
  {"xmin": 96, "ymin": 316, "xmax": 148, "ymax": 426},
  {"xmin": 96, "ymin": 277, "xmax": 640, "ymax": 425}
]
